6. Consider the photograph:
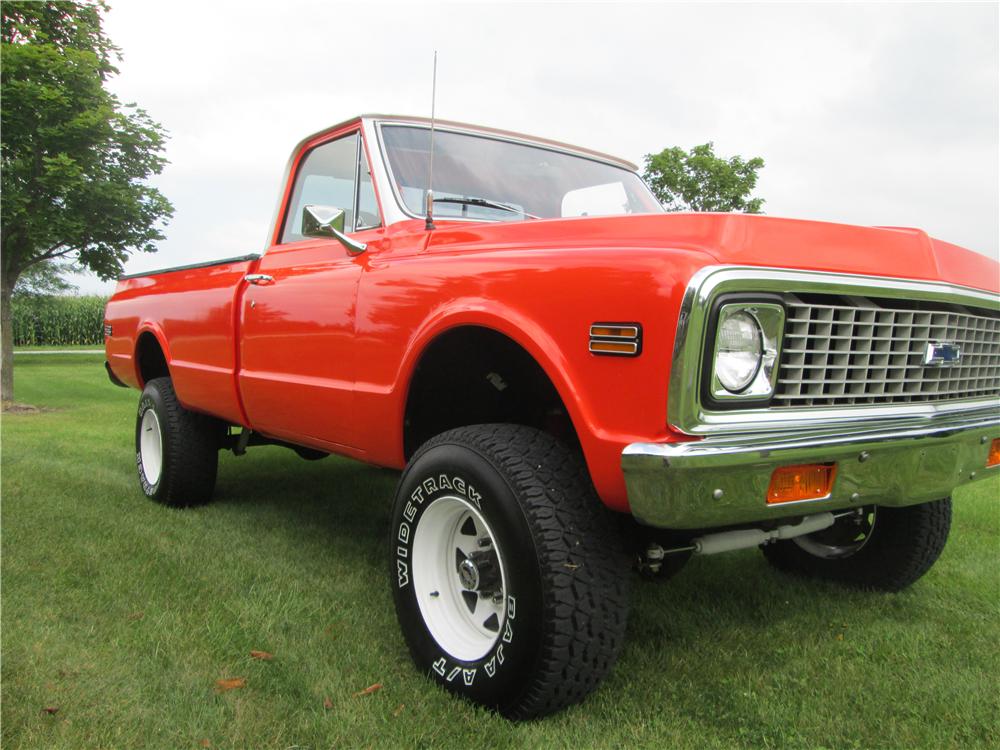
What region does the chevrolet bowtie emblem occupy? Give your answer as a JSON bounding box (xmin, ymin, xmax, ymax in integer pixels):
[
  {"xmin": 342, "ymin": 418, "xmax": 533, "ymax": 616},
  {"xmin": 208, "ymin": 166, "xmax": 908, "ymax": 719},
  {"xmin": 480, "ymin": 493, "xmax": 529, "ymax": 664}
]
[{"xmin": 923, "ymin": 342, "xmax": 961, "ymax": 367}]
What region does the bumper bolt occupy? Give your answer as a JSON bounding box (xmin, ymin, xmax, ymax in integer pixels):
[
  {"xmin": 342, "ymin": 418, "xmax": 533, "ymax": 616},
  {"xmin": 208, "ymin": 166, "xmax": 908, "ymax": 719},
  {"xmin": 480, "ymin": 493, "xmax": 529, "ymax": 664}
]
[
  {"xmin": 850, "ymin": 492, "xmax": 860, "ymax": 502},
  {"xmin": 858, "ymin": 451, "xmax": 870, "ymax": 463},
  {"xmin": 970, "ymin": 471, "xmax": 977, "ymax": 480},
  {"xmin": 981, "ymin": 436, "xmax": 989, "ymax": 444},
  {"xmin": 712, "ymin": 488, "xmax": 724, "ymax": 500}
]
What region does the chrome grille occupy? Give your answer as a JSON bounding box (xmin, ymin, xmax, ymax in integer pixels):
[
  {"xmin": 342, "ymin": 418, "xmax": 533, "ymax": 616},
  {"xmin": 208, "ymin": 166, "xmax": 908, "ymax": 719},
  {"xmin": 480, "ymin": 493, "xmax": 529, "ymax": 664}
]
[{"xmin": 774, "ymin": 294, "xmax": 1000, "ymax": 407}]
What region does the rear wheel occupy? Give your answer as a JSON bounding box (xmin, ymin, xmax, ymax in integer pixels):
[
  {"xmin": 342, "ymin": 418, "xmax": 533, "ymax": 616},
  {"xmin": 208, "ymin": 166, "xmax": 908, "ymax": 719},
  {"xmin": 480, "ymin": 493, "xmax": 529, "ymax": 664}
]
[
  {"xmin": 761, "ymin": 499, "xmax": 952, "ymax": 592},
  {"xmin": 135, "ymin": 377, "xmax": 221, "ymax": 507},
  {"xmin": 389, "ymin": 424, "xmax": 630, "ymax": 719}
]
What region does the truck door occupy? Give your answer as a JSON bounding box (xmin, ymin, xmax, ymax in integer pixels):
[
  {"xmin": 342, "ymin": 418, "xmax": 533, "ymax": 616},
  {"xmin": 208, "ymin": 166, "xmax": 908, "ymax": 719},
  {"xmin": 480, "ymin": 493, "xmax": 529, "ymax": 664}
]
[{"xmin": 238, "ymin": 129, "xmax": 382, "ymax": 449}]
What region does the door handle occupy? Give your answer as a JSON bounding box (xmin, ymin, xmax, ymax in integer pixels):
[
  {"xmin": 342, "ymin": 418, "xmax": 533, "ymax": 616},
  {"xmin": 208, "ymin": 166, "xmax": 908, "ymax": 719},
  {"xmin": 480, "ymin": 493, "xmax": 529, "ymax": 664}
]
[{"xmin": 245, "ymin": 274, "xmax": 274, "ymax": 285}]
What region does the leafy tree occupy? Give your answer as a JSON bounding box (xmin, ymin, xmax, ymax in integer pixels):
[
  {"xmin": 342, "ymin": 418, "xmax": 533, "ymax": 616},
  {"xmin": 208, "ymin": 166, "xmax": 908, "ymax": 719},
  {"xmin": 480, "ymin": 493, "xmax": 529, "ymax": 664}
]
[
  {"xmin": 13, "ymin": 259, "xmax": 80, "ymax": 296},
  {"xmin": 1, "ymin": 1, "xmax": 172, "ymax": 402},
  {"xmin": 643, "ymin": 142, "xmax": 765, "ymax": 214}
]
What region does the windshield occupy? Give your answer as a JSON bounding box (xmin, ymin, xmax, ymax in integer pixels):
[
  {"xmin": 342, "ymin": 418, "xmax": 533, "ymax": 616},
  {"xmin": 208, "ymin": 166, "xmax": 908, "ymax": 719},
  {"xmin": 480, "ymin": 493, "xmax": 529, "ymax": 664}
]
[{"xmin": 380, "ymin": 125, "xmax": 663, "ymax": 222}]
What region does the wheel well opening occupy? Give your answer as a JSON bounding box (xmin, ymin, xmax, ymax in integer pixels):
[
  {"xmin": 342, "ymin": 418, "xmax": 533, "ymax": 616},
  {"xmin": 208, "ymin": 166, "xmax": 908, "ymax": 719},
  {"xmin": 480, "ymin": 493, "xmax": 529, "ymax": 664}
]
[
  {"xmin": 403, "ymin": 326, "xmax": 580, "ymax": 459},
  {"xmin": 136, "ymin": 332, "xmax": 169, "ymax": 385}
]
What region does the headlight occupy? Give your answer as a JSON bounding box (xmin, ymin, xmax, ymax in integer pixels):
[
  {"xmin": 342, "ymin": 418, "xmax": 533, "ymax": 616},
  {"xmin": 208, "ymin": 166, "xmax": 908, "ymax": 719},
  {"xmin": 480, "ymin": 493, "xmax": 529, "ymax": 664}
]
[
  {"xmin": 709, "ymin": 302, "xmax": 785, "ymax": 402},
  {"xmin": 715, "ymin": 311, "xmax": 762, "ymax": 392}
]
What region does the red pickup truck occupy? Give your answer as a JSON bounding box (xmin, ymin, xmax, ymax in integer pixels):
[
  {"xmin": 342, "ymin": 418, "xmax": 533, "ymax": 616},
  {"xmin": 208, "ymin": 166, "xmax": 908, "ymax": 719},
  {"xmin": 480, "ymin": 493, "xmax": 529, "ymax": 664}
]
[{"xmin": 104, "ymin": 114, "xmax": 1000, "ymax": 719}]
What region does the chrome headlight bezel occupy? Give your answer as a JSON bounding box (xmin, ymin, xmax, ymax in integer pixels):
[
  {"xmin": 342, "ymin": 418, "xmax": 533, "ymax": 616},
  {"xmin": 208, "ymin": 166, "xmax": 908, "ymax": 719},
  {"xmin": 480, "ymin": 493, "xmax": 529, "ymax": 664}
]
[{"xmin": 705, "ymin": 298, "xmax": 785, "ymax": 405}]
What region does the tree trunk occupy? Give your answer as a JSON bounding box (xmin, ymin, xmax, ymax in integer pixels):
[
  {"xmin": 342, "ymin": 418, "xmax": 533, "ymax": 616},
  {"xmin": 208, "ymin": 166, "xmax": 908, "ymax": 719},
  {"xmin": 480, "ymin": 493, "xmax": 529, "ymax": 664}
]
[{"xmin": 1, "ymin": 278, "xmax": 14, "ymax": 404}]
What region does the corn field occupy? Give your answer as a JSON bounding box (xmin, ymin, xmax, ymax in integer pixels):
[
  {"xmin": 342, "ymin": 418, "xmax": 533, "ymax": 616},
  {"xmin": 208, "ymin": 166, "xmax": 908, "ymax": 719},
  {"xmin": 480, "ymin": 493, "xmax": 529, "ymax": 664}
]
[{"xmin": 11, "ymin": 295, "xmax": 108, "ymax": 346}]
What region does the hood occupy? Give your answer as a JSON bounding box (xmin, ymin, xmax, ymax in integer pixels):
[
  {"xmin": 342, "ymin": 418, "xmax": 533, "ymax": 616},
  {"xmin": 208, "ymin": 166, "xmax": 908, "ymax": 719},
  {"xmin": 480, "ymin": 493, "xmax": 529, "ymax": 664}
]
[
  {"xmin": 682, "ymin": 213, "xmax": 999, "ymax": 294},
  {"xmin": 423, "ymin": 213, "xmax": 999, "ymax": 294}
]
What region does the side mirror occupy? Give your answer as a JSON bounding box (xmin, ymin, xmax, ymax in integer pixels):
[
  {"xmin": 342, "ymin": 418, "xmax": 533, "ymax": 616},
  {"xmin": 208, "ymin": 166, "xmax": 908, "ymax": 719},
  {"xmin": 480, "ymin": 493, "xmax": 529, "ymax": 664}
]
[{"xmin": 302, "ymin": 205, "xmax": 367, "ymax": 255}]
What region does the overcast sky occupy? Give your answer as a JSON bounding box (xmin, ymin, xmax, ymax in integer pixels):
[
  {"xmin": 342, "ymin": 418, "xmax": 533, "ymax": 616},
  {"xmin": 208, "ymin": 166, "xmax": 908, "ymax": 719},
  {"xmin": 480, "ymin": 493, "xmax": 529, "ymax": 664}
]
[{"xmin": 72, "ymin": 1, "xmax": 999, "ymax": 293}]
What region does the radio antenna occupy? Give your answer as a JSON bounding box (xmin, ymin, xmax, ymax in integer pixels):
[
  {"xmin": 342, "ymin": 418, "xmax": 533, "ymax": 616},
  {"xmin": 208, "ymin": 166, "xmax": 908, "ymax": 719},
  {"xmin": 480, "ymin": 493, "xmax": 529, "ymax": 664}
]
[{"xmin": 425, "ymin": 50, "xmax": 437, "ymax": 231}]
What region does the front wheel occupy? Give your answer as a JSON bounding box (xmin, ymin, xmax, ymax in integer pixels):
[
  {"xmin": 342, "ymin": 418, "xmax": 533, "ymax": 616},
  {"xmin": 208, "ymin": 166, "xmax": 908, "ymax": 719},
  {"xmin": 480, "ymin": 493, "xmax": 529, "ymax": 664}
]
[
  {"xmin": 135, "ymin": 377, "xmax": 221, "ymax": 507},
  {"xmin": 761, "ymin": 499, "xmax": 952, "ymax": 592},
  {"xmin": 389, "ymin": 424, "xmax": 630, "ymax": 720}
]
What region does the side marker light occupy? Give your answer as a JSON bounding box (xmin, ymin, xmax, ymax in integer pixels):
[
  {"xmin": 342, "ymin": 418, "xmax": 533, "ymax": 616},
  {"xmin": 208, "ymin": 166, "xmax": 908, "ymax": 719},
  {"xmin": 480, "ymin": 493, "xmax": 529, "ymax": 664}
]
[{"xmin": 589, "ymin": 323, "xmax": 642, "ymax": 357}]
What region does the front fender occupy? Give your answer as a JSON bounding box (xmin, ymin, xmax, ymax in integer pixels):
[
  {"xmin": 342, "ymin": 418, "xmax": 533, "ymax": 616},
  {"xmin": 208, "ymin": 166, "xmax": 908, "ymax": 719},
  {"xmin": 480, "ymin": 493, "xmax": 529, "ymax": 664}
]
[
  {"xmin": 354, "ymin": 242, "xmax": 712, "ymax": 511},
  {"xmin": 393, "ymin": 299, "xmax": 658, "ymax": 511}
]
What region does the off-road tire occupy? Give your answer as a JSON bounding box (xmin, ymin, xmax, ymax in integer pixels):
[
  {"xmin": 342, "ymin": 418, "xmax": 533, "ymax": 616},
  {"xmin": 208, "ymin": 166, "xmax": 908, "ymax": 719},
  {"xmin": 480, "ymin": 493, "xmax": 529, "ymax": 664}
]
[
  {"xmin": 389, "ymin": 424, "xmax": 630, "ymax": 720},
  {"xmin": 135, "ymin": 377, "xmax": 220, "ymax": 507},
  {"xmin": 761, "ymin": 499, "xmax": 952, "ymax": 592}
]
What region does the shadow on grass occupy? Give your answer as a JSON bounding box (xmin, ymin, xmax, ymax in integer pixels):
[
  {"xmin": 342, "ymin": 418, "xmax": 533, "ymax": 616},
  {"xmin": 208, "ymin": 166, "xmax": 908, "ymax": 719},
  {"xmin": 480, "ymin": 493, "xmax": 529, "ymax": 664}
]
[
  {"xmin": 205, "ymin": 444, "xmax": 873, "ymax": 656},
  {"xmin": 212, "ymin": 448, "xmax": 400, "ymax": 532}
]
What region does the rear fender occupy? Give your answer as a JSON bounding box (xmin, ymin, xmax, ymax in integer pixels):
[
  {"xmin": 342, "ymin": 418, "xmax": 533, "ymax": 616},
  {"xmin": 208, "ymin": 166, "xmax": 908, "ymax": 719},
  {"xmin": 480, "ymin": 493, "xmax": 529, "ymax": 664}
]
[{"xmin": 134, "ymin": 322, "xmax": 173, "ymax": 388}]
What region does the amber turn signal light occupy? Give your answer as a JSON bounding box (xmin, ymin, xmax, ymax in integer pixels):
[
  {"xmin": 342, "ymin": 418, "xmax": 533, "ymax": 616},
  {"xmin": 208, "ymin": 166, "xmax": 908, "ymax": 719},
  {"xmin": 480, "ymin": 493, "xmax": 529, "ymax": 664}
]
[
  {"xmin": 590, "ymin": 325, "xmax": 638, "ymax": 338},
  {"xmin": 589, "ymin": 340, "xmax": 638, "ymax": 355},
  {"xmin": 589, "ymin": 322, "xmax": 642, "ymax": 357},
  {"xmin": 987, "ymin": 438, "xmax": 1000, "ymax": 468},
  {"xmin": 767, "ymin": 464, "xmax": 837, "ymax": 504}
]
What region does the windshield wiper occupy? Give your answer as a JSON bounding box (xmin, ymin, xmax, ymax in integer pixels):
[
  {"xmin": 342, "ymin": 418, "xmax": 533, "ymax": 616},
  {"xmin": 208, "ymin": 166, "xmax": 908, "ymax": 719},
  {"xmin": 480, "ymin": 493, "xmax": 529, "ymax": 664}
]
[{"xmin": 433, "ymin": 196, "xmax": 539, "ymax": 220}]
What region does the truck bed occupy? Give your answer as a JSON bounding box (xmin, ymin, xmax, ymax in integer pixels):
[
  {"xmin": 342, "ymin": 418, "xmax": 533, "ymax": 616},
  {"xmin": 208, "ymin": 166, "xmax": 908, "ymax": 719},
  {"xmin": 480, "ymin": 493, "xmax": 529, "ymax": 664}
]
[{"xmin": 105, "ymin": 254, "xmax": 261, "ymax": 426}]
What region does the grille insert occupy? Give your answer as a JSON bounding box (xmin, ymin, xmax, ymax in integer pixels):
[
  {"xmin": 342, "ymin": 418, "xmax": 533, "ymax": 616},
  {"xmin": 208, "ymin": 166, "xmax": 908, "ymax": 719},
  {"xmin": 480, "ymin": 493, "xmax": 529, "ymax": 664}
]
[{"xmin": 773, "ymin": 294, "xmax": 1000, "ymax": 407}]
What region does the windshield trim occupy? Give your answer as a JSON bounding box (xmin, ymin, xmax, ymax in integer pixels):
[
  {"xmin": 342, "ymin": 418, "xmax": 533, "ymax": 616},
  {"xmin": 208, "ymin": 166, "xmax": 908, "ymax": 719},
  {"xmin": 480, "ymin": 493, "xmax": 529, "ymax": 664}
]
[{"xmin": 374, "ymin": 119, "xmax": 658, "ymax": 225}]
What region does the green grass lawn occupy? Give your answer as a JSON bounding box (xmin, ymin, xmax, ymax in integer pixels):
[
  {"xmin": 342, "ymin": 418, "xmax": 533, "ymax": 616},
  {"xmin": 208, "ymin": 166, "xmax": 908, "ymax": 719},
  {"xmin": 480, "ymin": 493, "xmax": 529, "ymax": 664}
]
[{"xmin": 3, "ymin": 354, "xmax": 998, "ymax": 749}]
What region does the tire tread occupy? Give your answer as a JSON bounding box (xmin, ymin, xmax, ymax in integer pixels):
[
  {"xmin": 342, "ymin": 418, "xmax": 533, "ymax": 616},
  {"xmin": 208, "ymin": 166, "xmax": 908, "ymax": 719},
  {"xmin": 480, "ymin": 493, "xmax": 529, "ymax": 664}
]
[
  {"xmin": 411, "ymin": 424, "xmax": 629, "ymax": 719},
  {"xmin": 762, "ymin": 498, "xmax": 952, "ymax": 592},
  {"xmin": 141, "ymin": 377, "xmax": 219, "ymax": 507}
]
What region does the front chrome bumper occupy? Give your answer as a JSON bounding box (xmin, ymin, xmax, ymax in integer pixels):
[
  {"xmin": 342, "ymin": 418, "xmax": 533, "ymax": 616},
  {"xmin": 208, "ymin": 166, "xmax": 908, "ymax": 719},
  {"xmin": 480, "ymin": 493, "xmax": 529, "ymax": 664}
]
[{"xmin": 622, "ymin": 407, "xmax": 1000, "ymax": 529}]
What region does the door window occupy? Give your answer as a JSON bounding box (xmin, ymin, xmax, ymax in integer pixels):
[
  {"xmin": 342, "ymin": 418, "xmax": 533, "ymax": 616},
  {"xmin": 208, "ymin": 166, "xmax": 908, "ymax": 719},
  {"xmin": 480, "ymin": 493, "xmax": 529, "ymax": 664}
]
[{"xmin": 281, "ymin": 133, "xmax": 382, "ymax": 242}]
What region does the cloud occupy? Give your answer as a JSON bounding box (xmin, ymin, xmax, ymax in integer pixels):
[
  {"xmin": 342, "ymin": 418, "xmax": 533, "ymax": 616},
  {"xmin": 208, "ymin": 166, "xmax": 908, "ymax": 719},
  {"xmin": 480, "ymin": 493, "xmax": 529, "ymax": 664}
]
[{"xmin": 72, "ymin": 0, "xmax": 997, "ymax": 294}]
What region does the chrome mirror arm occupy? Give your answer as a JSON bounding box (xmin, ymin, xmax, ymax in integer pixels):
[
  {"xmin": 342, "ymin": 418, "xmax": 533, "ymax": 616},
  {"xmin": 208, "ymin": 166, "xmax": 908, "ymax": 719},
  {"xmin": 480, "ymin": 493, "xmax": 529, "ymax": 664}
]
[
  {"xmin": 302, "ymin": 205, "xmax": 368, "ymax": 255},
  {"xmin": 329, "ymin": 225, "xmax": 367, "ymax": 255}
]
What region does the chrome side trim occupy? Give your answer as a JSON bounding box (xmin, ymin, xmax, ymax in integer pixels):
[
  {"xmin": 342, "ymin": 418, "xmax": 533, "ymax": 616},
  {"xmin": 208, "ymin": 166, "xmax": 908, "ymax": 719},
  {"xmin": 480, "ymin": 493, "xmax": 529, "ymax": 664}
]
[
  {"xmin": 118, "ymin": 253, "xmax": 262, "ymax": 280},
  {"xmin": 361, "ymin": 118, "xmax": 410, "ymax": 228},
  {"xmin": 668, "ymin": 266, "xmax": 1000, "ymax": 436},
  {"xmin": 352, "ymin": 131, "xmax": 363, "ymax": 232}
]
